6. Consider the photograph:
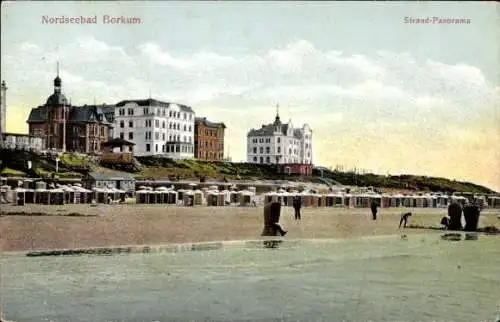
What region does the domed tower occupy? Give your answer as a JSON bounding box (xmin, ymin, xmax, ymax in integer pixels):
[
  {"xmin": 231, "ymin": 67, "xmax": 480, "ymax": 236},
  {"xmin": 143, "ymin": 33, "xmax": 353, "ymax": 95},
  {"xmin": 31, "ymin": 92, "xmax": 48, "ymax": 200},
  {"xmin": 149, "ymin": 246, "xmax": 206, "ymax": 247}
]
[
  {"xmin": 273, "ymin": 103, "xmax": 282, "ymax": 133},
  {"xmin": 45, "ymin": 62, "xmax": 69, "ymax": 150}
]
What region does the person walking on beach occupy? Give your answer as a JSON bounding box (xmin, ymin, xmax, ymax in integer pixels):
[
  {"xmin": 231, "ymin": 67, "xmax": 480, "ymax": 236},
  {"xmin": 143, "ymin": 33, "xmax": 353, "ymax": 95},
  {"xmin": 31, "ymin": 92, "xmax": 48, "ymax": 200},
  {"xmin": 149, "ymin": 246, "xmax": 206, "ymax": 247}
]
[
  {"xmin": 293, "ymin": 196, "xmax": 302, "ymax": 221},
  {"xmin": 399, "ymin": 212, "xmax": 412, "ymax": 228},
  {"xmin": 370, "ymin": 200, "xmax": 378, "ymax": 220}
]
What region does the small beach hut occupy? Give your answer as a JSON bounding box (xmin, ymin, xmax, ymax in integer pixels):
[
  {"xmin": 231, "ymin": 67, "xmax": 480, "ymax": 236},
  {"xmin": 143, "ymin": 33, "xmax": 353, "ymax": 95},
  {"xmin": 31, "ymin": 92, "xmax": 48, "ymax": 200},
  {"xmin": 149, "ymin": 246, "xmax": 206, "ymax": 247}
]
[
  {"xmin": 167, "ymin": 189, "xmax": 177, "ymax": 204},
  {"xmin": 50, "ymin": 188, "xmax": 65, "ymax": 205},
  {"xmin": 390, "ymin": 194, "xmax": 403, "ymax": 208},
  {"xmin": 12, "ymin": 187, "xmax": 26, "ymax": 206},
  {"xmin": 239, "ymin": 190, "xmax": 255, "ymax": 206},
  {"xmin": 487, "ymin": 196, "xmax": 500, "ymax": 208},
  {"xmin": 183, "ymin": 190, "xmax": 195, "ymax": 206},
  {"xmin": 135, "ymin": 188, "xmax": 150, "ymax": 204},
  {"xmin": 206, "ymin": 191, "xmax": 220, "ymax": 206}
]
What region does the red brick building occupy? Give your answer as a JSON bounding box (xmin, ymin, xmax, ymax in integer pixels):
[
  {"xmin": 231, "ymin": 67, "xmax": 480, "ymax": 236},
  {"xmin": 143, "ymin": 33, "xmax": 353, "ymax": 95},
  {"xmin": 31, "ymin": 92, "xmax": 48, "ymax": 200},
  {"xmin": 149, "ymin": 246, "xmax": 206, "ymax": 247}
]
[
  {"xmin": 26, "ymin": 72, "xmax": 114, "ymax": 154},
  {"xmin": 277, "ymin": 163, "xmax": 313, "ymax": 176},
  {"xmin": 194, "ymin": 117, "xmax": 226, "ymax": 161}
]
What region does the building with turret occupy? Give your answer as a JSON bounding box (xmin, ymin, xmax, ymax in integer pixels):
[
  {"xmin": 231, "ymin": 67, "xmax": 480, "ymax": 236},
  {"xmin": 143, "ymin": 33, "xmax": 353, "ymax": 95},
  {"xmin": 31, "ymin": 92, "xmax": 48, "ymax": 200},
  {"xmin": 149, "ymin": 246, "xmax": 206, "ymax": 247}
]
[
  {"xmin": 26, "ymin": 66, "xmax": 113, "ymax": 154},
  {"xmin": 246, "ymin": 104, "xmax": 313, "ymax": 175}
]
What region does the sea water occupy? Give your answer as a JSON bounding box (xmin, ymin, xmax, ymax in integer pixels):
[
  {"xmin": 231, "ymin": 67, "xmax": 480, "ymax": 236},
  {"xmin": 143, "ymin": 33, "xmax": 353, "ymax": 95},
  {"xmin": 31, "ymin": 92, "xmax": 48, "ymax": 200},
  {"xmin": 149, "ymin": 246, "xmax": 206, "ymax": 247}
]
[{"xmin": 2, "ymin": 233, "xmax": 499, "ymax": 322}]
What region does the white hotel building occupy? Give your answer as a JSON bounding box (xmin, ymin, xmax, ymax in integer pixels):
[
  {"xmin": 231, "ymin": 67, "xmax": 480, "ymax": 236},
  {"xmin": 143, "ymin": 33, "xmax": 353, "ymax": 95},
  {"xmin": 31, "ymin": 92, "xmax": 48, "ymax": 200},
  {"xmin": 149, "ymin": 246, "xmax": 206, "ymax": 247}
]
[
  {"xmin": 247, "ymin": 110, "xmax": 313, "ymax": 164},
  {"xmin": 113, "ymin": 99, "xmax": 195, "ymax": 159}
]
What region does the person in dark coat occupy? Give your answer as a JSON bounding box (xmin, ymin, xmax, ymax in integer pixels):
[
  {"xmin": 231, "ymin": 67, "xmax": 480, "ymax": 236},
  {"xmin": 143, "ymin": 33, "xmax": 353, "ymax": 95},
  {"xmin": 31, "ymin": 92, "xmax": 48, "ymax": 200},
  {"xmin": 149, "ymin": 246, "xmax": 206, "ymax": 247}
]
[
  {"xmin": 262, "ymin": 202, "xmax": 287, "ymax": 236},
  {"xmin": 399, "ymin": 212, "xmax": 412, "ymax": 228},
  {"xmin": 370, "ymin": 201, "xmax": 378, "ymax": 220},
  {"xmin": 293, "ymin": 196, "xmax": 302, "ymax": 221}
]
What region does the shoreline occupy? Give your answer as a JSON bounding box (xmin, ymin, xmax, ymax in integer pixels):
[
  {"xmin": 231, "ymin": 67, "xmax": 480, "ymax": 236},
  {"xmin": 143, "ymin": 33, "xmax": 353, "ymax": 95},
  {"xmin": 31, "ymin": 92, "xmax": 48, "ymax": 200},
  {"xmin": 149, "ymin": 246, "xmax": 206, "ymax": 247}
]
[
  {"xmin": 2, "ymin": 230, "xmax": 498, "ymax": 258},
  {"xmin": 1, "ymin": 205, "xmax": 499, "ymax": 253}
]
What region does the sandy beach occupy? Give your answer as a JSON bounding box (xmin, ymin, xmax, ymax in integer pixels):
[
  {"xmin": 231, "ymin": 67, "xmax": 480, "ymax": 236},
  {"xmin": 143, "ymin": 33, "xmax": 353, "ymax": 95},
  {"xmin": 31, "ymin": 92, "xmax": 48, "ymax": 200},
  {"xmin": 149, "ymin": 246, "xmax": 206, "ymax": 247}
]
[{"xmin": 1, "ymin": 204, "xmax": 499, "ymax": 253}]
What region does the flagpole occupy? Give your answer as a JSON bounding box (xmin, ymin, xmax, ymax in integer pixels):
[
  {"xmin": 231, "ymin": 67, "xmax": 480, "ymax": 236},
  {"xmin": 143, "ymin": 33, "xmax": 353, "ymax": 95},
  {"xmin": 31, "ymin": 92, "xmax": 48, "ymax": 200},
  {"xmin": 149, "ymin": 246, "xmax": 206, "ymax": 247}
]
[{"xmin": 62, "ymin": 99, "xmax": 67, "ymax": 152}]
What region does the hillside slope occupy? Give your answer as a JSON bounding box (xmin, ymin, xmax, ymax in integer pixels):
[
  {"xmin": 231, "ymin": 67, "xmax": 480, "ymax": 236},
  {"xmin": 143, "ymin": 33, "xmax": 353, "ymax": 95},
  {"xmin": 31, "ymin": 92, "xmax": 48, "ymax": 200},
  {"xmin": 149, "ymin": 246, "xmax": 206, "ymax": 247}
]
[{"xmin": 0, "ymin": 150, "xmax": 495, "ymax": 194}]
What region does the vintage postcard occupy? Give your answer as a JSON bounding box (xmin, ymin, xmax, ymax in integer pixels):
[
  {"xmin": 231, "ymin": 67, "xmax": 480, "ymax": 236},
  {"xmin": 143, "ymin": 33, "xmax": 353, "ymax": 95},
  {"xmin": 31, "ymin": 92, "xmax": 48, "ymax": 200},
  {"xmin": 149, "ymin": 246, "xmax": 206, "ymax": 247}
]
[{"xmin": 1, "ymin": 1, "xmax": 499, "ymax": 321}]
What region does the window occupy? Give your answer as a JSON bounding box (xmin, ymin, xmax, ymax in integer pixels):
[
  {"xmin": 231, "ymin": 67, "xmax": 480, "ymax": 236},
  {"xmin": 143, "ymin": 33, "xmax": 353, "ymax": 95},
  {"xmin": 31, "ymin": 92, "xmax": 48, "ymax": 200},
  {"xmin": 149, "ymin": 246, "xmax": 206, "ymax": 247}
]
[
  {"xmin": 183, "ymin": 113, "xmax": 186, "ymax": 119},
  {"xmin": 127, "ymin": 108, "xmax": 134, "ymax": 116},
  {"xmin": 155, "ymin": 144, "xmax": 158, "ymax": 152},
  {"xmin": 253, "ymin": 156, "xmax": 257, "ymax": 162},
  {"xmin": 169, "ymin": 135, "xmax": 172, "ymax": 141},
  {"xmin": 155, "ymin": 132, "xmax": 159, "ymax": 140},
  {"xmin": 162, "ymin": 133, "xmax": 165, "ymax": 140},
  {"xmin": 188, "ymin": 137, "xmax": 192, "ymax": 143},
  {"xmin": 259, "ymin": 157, "xmax": 263, "ymax": 164},
  {"xmin": 155, "ymin": 120, "xmax": 160, "ymax": 127},
  {"xmin": 119, "ymin": 109, "xmax": 125, "ymax": 116},
  {"xmin": 266, "ymin": 147, "xmax": 270, "ymax": 154},
  {"xmin": 162, "ymin": 145, "xmax": 166, "ymax": 152},
  {"xmin": 189, "ymin": 114, "xmax": 192, "ymax": 120},
  {"xmin": 183, "ymin": 125, "xmax": 186, "ymax": 131},
  {"xmin": 188, "ymin": 125, "xmax": 192, "ymax": 132},
  {"xmin": 162, "ymin": 121, "xmax": 165, "ymax": 128},
  {"xmin": 128, "ymin": 132, "xmax": 133, "ymax": 140},
  {"xmin": 259, "ymin": 147, "xmax": 263, "ymax": 153},
  {"xmin": 120, "ymin": 121, "xmax": 124, "ymax": 128},
  {"xmin": 143, "ymin": 108, "xmax": 149, "ymax": 115},
  {"xmin": 129, "ymin": 146, "xmax": 133, "ymax": 152},
  {"xmin": 266, "ymin": 156, "xmax": 270, "ymax": 163},
  {"xmin": 305, "ymin": 143, "xmax": 308, "ymax": 148},
  {"xmin": 119, "ymin": 132, "xmax": 124, "ymax": 139},
  {"xmin": 183, "ymin": 136, "xmax": 186, "ymax": 142},
  {"xmin": 129, "ymin": 121, "xmax": 133, "ymax": 128},
  {"xmin": 289, "ymin": 148, "xmax": 292, "ymax": 154},
  {"xmin": 278, "ymin": 147, "xmax": 281, "ymax": 153},
  {"xmin": 169, "ymin": 123, "xmax": 172, "ymax": 129},
  {"xmin": 146, "ymin": 144, "xmax": 151, "ymax": 152},
  {"xmin": 253, "ymin": 138, "xmax": 257, "ymax": 143},
  {"xmin": 169, "ymin": 111, "xmax": 172, "ymax": 117}
]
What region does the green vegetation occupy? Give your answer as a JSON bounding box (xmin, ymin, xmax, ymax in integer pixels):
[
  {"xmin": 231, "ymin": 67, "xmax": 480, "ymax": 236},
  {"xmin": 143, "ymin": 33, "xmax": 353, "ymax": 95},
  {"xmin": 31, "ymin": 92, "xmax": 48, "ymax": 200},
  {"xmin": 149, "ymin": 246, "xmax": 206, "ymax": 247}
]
[
  {"xmin": 0, "ymin": 167, "xmax": 26, "ymax": 177},
  {"xmin": 0, "ymin": 149, "xmax": 495, "ymax": 193},
  {"xmin": 136, "ymin": 157, "xmax": 286, "ymax": 180},
  {"xmin": 316, "ymin": 169, "xmax": 495, "ymax": 194},
  {"xmin": 59, "ymin": 153, "xmax": 91, "ymax": 169}
]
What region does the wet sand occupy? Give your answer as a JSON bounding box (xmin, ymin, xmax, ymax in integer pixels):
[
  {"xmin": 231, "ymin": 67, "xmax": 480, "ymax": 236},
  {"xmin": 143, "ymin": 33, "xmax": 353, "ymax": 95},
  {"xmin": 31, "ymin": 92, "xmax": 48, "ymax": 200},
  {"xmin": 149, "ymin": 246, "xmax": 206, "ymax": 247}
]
[{"xmin": 1, "ymin": 204, "xmax": 499, "ymax": 252}]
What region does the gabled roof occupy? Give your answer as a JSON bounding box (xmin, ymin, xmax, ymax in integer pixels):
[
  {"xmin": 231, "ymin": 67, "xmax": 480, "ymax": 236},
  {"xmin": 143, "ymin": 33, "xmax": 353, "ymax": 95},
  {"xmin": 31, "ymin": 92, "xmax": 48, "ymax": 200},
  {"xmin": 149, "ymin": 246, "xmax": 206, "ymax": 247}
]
[
  {"xmin": 102, "ymin": 138, "xmax": 136, "ymax": 147},
  {"xmin": 195, "ymin": 117, "xmax": 226, "ymax": 129},
  {"xmin": 115, "ymin": 98, "xmax": 194, "ymax": 113},
  {"xmin": 27, "ymin": 105, "xmax": 113, "ymax": 125}
]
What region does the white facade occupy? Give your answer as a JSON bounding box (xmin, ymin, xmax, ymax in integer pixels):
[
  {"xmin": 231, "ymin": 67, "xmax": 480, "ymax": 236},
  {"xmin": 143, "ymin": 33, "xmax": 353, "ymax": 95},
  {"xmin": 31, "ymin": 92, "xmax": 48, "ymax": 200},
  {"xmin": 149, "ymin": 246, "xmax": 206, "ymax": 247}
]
[
  {"xmin": 246, "ymin": 113, "xmax": 313, "ymax": 165},
  {"xmin": 0, "ymin": 81, "xmax": 7, "ymax": 136},
  {"xmin": 1, "ymin": 133, "xmax": 45, "ymax": 152},
  {"xmin": 113, "ymin": 99, "xmax": 195, "ymax": 159}
]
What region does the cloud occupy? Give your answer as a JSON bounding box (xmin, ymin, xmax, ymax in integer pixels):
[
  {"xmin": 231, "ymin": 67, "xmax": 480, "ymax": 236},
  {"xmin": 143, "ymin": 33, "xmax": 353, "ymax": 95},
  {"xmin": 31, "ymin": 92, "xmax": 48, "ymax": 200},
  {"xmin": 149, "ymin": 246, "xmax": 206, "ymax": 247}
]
[{"xmin": 2, "ymin": 37, "xmax": 499, "ymax": 190}]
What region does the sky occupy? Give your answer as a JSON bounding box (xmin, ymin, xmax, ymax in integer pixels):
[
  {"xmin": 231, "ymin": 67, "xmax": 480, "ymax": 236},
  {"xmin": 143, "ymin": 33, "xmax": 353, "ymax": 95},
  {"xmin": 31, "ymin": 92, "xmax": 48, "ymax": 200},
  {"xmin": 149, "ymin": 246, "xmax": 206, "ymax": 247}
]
[{"xmin": 1, "ymin": 1, "xmax": 499, "ymax": 191}]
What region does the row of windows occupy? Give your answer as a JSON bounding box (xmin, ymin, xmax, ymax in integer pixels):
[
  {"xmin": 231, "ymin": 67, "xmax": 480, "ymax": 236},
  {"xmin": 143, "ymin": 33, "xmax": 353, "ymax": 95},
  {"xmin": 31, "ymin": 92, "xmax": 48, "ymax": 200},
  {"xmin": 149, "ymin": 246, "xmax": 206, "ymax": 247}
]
[
  {"xmin": 118, "ymin": 107, "xmax": 193, "ymax": 120},
  {"xmin": 119, "ymin": 131, "xmax": 192, "ymax": 143},
  {"xmin": 197, "ymin": 140, "xmax": 223, "ymax": 150},
  {"xmin": 250, "ymin": 146, "xmax": 310, "ymax": 157},
  {"xmin": 145, "ymin": 143, "xmax": 194, "ymax": 154},
  {"xmin": 199, "ymin": 128, "xmax": 221, "ymax": 137},
  {"xmin": 119, "ymin": 120, "xmax": 193, "ymax": 132},
  {"xmin": 197, "ymin": 151, "xmax": 224, "ymax": 160},
  {"xmin": 251, "ymin": 156, "xmax": 301, "ymax": 164},
  {"xmin": 251, "ymin": 137, "xmax": 306, "ymax": 145}
]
